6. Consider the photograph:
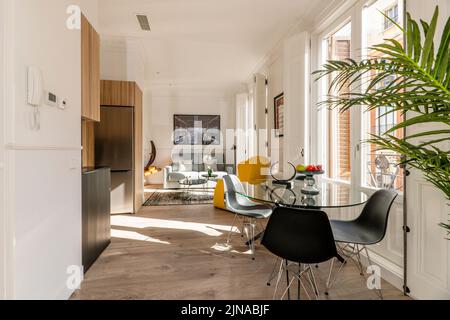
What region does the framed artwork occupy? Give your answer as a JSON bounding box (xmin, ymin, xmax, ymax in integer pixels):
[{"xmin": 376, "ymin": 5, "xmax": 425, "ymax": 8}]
[
  {"xmin": 173, "ymin": 115, "xmax": 221, "ymax": 145},
  {"xmin": 274, "ymin": 93, "xmax": 284, "ymax": 138}
]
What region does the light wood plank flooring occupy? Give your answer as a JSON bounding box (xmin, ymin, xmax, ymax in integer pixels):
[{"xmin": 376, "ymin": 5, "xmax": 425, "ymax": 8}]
[{"xmin": 71, "ymin": 197, "xmax": 409, "ymax": 300}]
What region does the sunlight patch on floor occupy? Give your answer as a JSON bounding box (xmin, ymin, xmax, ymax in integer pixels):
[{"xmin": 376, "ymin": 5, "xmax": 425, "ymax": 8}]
[
  {"xmin": 211, "ymin": 243, "xmax": 253, "ymax": 255},
  {"xmin": 111, "ymin": 215, "xmax": 240, "ymax": 237},
  {"xmin": 111, "ymin": 229, "xmax": 170, "ymax": 244}
]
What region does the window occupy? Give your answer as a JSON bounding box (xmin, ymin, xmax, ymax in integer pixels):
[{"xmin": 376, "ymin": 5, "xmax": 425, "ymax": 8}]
[
  {"xmin": 384, "ymin": 3, "xmax": 399, "ymax": 30},
  {"xmin": 376, "ymin": 74, "xmax": 396, "ymax": 134},
  {"xmin": 322, "ymin": 22, "xmax": 352, "ymax": 182},
  {"xmin": 316, "ymin": 0, "xmax": 404, "ymax": 190},
  {"xmin": 362, "ymin": 0, "xmax": 404, "ymax": 191}
]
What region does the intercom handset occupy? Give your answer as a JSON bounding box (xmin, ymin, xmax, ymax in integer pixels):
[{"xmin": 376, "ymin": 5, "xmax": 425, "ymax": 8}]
[
  {"xmin": 27, "ymin": 66, "xmax": 43, "ymax": 106},
  {"xmin": 27, "ymin": 67, "xmax": 44, "ymax": 130}
]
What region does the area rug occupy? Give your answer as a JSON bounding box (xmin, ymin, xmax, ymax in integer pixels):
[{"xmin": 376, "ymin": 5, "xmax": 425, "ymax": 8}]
[{"xmin": 144, "ymin": 189, "xmax": 214, "ymax": 206}]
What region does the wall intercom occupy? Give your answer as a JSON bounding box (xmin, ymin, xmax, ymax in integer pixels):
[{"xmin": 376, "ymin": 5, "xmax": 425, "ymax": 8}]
[{"xmin": 27, "ymin": 66, "xmax": 43, "ymax": 107}]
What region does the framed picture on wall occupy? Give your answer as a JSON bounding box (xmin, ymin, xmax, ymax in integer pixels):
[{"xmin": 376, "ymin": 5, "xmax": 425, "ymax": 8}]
[
  {"xmin": 274, "ymin": 93, "xmax": 284, "ymax": 138},
  {"xmin": 173, "ymin": 114, "xmax": 221, "ymax": 145}
]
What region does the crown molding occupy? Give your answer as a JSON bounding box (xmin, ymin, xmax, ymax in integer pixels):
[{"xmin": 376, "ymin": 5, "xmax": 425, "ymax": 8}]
[
  {"xmin": 250, "ymin": 0, "xmax": 350, "ymax": 75},
  {"xmin": 100, "ymin": 34, "xmax": 149, "ymax": 66}
]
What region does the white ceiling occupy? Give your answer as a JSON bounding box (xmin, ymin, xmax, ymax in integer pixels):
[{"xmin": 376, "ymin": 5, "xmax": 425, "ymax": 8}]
[{"xmin": 98, "ymin": 0, "xmax": 331, "ymax": 89}]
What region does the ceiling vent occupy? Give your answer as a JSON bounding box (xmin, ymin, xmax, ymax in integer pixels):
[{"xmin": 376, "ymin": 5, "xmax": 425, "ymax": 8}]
[{"xmin": 136, "ymin": 14, "xmax": 151, "ymax": 31}]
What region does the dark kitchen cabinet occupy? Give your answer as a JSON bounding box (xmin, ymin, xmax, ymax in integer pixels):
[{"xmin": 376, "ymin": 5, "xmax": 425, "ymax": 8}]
[{"xmin": 82, "ymin": 167, "xmax": 111, "ymax": 272}]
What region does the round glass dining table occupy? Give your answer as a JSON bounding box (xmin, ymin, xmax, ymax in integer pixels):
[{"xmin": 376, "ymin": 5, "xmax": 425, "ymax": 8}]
[{"xmin": 238, "ymin": 179, "xmax": 369, "ymax": 209}]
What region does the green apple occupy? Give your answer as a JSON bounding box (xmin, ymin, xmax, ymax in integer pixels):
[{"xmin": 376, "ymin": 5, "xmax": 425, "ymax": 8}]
[{"xmin": 296, "ymin": 164, "xmax": 307, "ymax": 172}]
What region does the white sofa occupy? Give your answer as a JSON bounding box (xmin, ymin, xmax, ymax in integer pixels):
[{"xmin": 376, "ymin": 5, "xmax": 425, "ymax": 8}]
[
  {"xmin": 163, "ymin": 149, "xmax": 235, "ymax": 189},
  {"xmin": 163, "ymin": 166, "xmax": 228, "ymax": 189}
]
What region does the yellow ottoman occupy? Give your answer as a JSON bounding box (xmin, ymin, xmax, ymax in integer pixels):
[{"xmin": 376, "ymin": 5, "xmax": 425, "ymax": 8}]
[{"xmin": 213, "ymin": 179, "xmax": 227, "ymax": 210}]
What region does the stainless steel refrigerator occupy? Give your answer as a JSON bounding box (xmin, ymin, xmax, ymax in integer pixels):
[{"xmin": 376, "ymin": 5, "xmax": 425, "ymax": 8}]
[{"xmin": 95, "ymin": 106, "xmax": 135, "ymax": 214}]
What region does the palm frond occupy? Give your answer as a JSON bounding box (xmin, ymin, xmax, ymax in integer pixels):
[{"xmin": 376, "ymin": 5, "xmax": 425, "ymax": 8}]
[{"xmin": 315, "ymin": 6, "xmax": 450, "ymax": 235}]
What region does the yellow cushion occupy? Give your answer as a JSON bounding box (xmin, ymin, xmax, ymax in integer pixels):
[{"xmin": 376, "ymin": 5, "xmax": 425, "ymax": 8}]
[{"xmin": 238, "ymin": 156, "xmax": 271, "ymax": 184}]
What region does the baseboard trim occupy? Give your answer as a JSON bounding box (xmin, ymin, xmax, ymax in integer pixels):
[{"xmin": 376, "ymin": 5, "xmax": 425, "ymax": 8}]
[{"xmin": 360, "ymin": 249, "xmax": 404, "ymax": 292}]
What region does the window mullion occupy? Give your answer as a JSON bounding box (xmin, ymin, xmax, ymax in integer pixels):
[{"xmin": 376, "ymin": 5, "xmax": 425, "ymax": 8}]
[{"xmin": 350, "ymin": 2, "xmax": 363, "ymax": 191}]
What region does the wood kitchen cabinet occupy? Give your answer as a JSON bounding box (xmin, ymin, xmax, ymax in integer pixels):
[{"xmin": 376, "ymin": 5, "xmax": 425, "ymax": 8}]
[
  {"xmin": 134, "ymin": 86, "xmax": 144, "ymax": 212},
  {"xmin": 82, "ymin": 167, "xmax": 111, "ymax": 272},
  {"xmin": 100, "ymin": 81, "xmax": 136, "ymax": 107},
  {"xmin": 82, "ymin": 120, "xmax": 95, "ymax": 167},
  {"xmin": 81, "ymin": 14, "xmax": 100, "ymax": 122},
  {"xmin": 99, "ymin": 80, "xmax": 144, "ymax": 213}
]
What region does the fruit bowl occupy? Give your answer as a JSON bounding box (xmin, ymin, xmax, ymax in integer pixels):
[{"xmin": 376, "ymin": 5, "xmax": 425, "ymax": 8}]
[
  {"xmin": 296, "ymin": 165, "xmax": 324, "ymax": 197},
  {"xmin": 297, "ymin": 170, "xmax": 324, "ymax": 176},
  {"xmin": 296, "ymin": 165, "xmax": 324, "ymax": 176}
]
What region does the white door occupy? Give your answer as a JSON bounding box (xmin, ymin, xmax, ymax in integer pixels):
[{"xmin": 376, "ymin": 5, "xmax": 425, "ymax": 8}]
[
  {"xmin": 235, "ymin": 93, "xmax": 248, "ymax": 165},
  {"xmin": 254, "ymin": 73, "xmax": 267, "ymax": 157},
  {"xmin": 405, "ymin": 0, "xmax": 450, "ymax": 300}
]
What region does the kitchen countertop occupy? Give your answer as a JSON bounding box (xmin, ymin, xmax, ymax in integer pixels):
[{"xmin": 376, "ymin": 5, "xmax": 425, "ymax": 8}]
[{"xmin": 82, "ymin": 167, "xmax": 111, "ymax": 174}]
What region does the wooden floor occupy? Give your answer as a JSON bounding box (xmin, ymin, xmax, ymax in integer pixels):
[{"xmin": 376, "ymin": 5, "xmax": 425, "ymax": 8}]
[{"xmin": 71, "ymin": 197, "xmax": 409, "ymax": 300}]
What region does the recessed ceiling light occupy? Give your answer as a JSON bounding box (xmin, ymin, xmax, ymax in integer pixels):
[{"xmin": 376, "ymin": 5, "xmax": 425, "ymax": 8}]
[{"xmin": 136, "ymin": 14, "xmax": 151, "ymax": 31}]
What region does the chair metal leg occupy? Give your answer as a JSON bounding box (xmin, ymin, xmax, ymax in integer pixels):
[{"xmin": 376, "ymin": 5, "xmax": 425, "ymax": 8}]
[
  {"xmin": 286, "ymin": 264, "xmax": 314, "ymax": 300},
  {"xmin": 250, "ymin": 220, "xmax": 256, "ymax": 259},
  {"xmin": 304, "ymin": 265, "xmax": 315, "ymax": 295},
  {"xmin": 325, "ymin": 256, "xmax": 347, "ymax": 295},
  {"xmin": 325, "ymin": 258, "xmax": 336, "ymax": 295},
  {"xmin": 226, "ymin": 213, "xmax": 240, "ymax": 246},
  {"xmin": 285, "ymin": 260, "xmax": 291, "ymax": 300},
  {"xmin": 355, "ymin": 244, "xmax": 365, "ymax": 276},
  {"xmin": 299, "ymin": 277, "xmax": 312, "ymax": 300},
  {"xmin": 240, "ymin": 217, "xmax": 246, "ymax": 238},
  {"xmin": 266, "ymin": 258, "xmax": 280, "ymax": 286},
  {"xmin": 280, "ymin": 277, "xmax": 295, "ymax": 300},
  {"xmin": 280, "ymin": 264, "xmax": 302, "ymax": 301},
  {"xmin": 243, "ymin": 219, "xmax": 256, "ymax": 260},
  {"xmin": 298, "ymin": 263, "xmax": 301, "ymax": 300},
  {"xmin": 308, "ymin": 265, "xmax": 320, "ymax": 299},
  {"xmin": 272, "ymin": 259, "xmax": 284, "ymax": 300}
]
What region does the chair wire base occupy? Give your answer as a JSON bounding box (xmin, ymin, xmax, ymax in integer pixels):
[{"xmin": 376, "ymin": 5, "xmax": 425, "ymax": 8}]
[
  {"xmin": 225, "ymin": 214, "xmax": 265, "ymax": 260},
  {"xmin": 325, "ymin": 243, "xmax": 383, "ymax": 300},
  {"xmin": 271, "ymin": 260, "xmax": 321, "ymax": 300}
]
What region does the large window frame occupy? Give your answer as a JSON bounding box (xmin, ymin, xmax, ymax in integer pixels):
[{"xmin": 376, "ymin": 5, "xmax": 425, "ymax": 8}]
[
  {"xmin": 311, "ymin": 0, "xmax": 404, "ymax": 196},
  {"xmin": 313, "ymin": 3, "xmax": 362, "ymax": 189}
]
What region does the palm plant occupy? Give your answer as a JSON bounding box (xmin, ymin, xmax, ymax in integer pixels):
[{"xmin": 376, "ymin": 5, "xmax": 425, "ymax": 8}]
[{"xmin": 314, "ymin": 6, "xmax": 450, "ymax": 234}]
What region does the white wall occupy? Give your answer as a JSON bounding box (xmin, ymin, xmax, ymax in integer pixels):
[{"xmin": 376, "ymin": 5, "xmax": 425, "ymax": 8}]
[
  {"xmin": 267, "ymin": 54, "xmax": 284, "ymax": 141},
  {"xmin": 100, "ymin": 38, "xmax": 146, "ymax": 90},
  {"xmin": 100, "ymin": 37, "xmax": 148, "ymax": 195},
  {"xmin": 248, "ymin": 50, "xmax": 284, "ymax": 163},
  {"xmin": 4, "ymin": 0, "xmax": 98, "ymax": 299},
  {"xmin": 283, "ymin": 32, "xmax": 310, "ymax": 167},
  {"xmin": 404, "ymin": 0, "xmax": 450, "ymax": 300},
  {"xmin": 144, "ymin": 86, "xmax": 236, "ymax": 184},
  {"xmin": 252, "ymin": 32, "xmax": 310, "ymax": 167},
  {"xmin": 0, "ymin": 0, "xmax": 7, "ymax": 299}
]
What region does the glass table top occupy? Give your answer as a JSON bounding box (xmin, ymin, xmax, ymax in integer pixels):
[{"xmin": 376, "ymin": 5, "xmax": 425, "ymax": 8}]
[
  {"xmin": 179, "ymin": 179, "xmax": 207, "ymax": 186},
  {"xmin": 237, "ymin": 179, "xmax": 369, "ymax": 209}
]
